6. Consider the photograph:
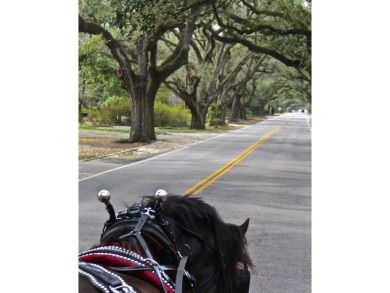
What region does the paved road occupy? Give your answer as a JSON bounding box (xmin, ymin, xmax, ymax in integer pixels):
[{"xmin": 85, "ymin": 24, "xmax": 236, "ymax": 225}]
[{"xmin": 79, "ymin": 112, "xmax": 311, "ymax": 293}]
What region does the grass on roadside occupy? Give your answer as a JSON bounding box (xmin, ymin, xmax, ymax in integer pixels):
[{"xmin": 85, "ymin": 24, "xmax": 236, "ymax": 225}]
[
  {"xmin": 79, "ymin": 124, "xmax": 239, "ymax": 135},
  {"xmin": 79, "ymin": 124, "xmax": 130, "ymax": 133},
  {"xmin": 155, "ymin": 125, "xmax": 238, "ymax": 134}
]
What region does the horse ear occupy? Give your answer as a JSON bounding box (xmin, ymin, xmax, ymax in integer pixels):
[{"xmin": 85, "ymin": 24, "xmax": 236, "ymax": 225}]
[{"xmin": 239, "ymin": 218, "xmax": 250, "ymax": 234}]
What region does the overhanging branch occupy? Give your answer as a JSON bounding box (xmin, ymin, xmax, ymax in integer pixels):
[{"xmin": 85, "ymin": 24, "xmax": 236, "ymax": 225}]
[{"xmin": 205, "ymin": 27, "xmax": 303, "ymax": 68}]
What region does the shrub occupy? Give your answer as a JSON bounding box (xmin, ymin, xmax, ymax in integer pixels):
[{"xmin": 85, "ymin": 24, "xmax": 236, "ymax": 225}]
[
  {"xmin": 208, "ymin": 102, "xmax": 222, "ymax": 126},
  {"xmin": 81, "ymin": 100, "xmax": 190, "ymax": 127},
  {"xmin": 81, "ymin": 107, "xmax": 103, "ymax": 125},
  {"xmin": 101, "ymin": 95, "xmax": 131, "ymax": 125},
  {"xmin": 154, "ymin": 102, "xmax": 190, "ymax": 127}
]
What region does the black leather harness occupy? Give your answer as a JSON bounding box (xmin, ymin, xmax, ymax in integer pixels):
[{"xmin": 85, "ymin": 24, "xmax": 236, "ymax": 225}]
[
  {"xmin": 79, "ymin": 244, "xmax": 177, "ymax": 293},
  {"xmin": 80, "ymin": 202, "xmax": 195, "ymax": 293},
  {"xmin": 80, "ymin": 192, "xmax": 250, "ymax": 293},
  {"xmin": 101, "ymin": 205, "xmax": 195, "ymax": 292}
]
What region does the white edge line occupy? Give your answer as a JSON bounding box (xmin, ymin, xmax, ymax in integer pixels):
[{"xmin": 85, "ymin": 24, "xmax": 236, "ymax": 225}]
[{"xmin": 79, "ymin": 131, "xmax": 231, "ymax": 182}]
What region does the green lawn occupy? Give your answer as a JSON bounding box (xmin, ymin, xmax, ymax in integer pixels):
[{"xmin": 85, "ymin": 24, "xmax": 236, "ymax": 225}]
[{"xmin": 79, "ymin": 124, "xmax": 239, "ymax": 134}]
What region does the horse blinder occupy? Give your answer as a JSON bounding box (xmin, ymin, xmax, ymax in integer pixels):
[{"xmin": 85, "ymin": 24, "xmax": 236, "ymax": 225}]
[{"xmin": 236, "ymin": 264, "xmax": 251, "ymax": 293}]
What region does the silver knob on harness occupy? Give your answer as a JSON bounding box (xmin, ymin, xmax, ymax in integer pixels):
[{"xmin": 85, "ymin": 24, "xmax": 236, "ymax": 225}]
[
  {"xmin": 98, "ymin": 190, "xmax": 111, "ymax": 204},
  {"xmin": 98, "ymin": 190, "xmax": 116, "ymax": 223},
  {"xmin": 155, "ymin": 189, "xmax": 168, "ymax": 201}
]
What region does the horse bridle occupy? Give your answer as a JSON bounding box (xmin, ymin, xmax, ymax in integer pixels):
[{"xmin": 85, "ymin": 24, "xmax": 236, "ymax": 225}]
[
  {"xmin": 98, "ymin": 190, "xmax": 196, "ymax": 293},
  {"xmin": 96, "ymin": 190, "xmax": 250, "ymax": 293}
]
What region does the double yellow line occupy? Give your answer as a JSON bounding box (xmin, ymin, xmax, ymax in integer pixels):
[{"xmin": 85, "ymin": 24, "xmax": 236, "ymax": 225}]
[{"xmin": 185, "ymin": 116, "xmax": 294, "ymax": 195}]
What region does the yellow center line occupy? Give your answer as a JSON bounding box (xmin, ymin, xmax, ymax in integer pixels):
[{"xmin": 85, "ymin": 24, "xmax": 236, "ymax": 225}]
[{"xmin": 185, "ymin": 116, "xmax": 294, "ymax": 195}]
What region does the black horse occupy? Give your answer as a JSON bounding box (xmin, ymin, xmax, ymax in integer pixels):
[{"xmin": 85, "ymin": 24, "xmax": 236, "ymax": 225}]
[{"xmin": 79, "ymin": 190, "xmax": 253, "ymax": 293}]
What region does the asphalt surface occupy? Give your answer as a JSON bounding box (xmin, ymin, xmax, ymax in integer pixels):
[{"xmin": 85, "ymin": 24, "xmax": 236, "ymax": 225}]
[{"xmin": 79, "ymin": 112, "xmax": 311, "ymax": 293}]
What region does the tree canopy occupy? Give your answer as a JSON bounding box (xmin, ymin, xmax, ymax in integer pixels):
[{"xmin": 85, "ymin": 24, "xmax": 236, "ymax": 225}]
[{"xmin": 79, "ymin": 0, "xmax": 311, "ymax": 141}]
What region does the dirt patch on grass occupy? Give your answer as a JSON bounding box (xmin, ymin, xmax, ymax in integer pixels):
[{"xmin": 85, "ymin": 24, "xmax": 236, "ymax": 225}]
[
  {"xmin": 79, "ymin": 137, "xmax": 144, "ymax": 160},
  {"xmin": 79, "ymin": 131, "xmax": 223, "ymax": 162}
]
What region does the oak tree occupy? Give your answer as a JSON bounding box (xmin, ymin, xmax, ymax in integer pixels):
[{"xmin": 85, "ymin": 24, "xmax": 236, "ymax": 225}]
[{"xmin": 79, "ymin": 0, "xmax": 208, "ymax": 142}]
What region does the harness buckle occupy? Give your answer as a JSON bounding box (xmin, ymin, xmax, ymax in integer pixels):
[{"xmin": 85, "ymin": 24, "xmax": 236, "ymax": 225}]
[
  {"xmin": 145, "ymin": 258, "xmax": 170, "ymax": 281},
  {"xmin": 109, "ymin": 284, "xmax": 136, "ymax": 293},
  {"xmin": 142, "ymin": 207, "xmax": 156, "ymax": 219}
]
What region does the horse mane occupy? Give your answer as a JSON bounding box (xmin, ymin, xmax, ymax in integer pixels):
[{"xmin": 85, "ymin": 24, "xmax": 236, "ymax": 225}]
[{"xmin": 143, "ymin": 195, "xmax": 253, "ymax": 292}]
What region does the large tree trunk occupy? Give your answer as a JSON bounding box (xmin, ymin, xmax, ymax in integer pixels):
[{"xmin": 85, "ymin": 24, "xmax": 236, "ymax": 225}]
[
  {"xmin": 124, "ymin": 74, "xmax": 161, "ymax": 142},
  {"xmin": 240, "ymin": 109, "xmax": 247, "ymax": 120},
  {"xmin": 219, "ymin": 107, "xmax": 226, "ymax": 124},
  {"xmin": 79, "ymin": 72, "xmax": 87, "ymax": 123},
  {"xmin": 130, "ymin": 89, "xmax": 155, "ymax": 142},
  {"xmin": 229, "ymin": 95, "xmax": 241, "ymax": 123},
  {"xmin": 189, "ymin": 108, "xmax": 206, "ymax": 129},
  {"xmin": 185, "ymin": 98, "xmax": 207, "ymax": 129}
]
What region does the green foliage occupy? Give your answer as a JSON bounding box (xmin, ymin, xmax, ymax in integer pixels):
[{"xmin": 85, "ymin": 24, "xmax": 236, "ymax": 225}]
[
  {"xmin": 212, "ymin": 0, "xmax": 311, "ymax": 73},
  {"xmin": 79, "ymin": 0, "xmax": 117, "ymax": 23},
  {"xmin": 113, "ymin": 0, "xmax": 158, "ymax": 33},
  {"xmin": 155, "ymin": 84, "xmax": 171, "ymax": 105},
  {"xmin": 305, "ymin": 103, "xmax": 311, "ymax": 113},
  {"xmin": 81, "ymin": 99, "xmax": 190, "ymax": 128},
  {"xmin": 154, "ymin": 102, "xmax": 190, "ymax": 127},
  {"xmin": 79, "ymin": 34, "xmax": 126, "ymax": 104},
  {"xmin": 81, "ymin": 107, "xmax": 103, "ymax": 125},
  {"xmin": 101, "ymin": 95, "xmax": 131, "ymax": 124},
  {"xmin": 79, "ymin": 0, "xmax": 311, "ymax": 130},
  {"xmin": 246, "ymin": 55, "xmax": 311, "ymax": 115},
  {"xmin": 110, "ymin": 0, "xmax": 183, "ymax": 34},
  {"xmin": 81, "ymin": 95, "xmax": 131, "ymax": 125},
  {"xmin": 208, "ymin": 102, "xmax": 223, "ymax": 126}
]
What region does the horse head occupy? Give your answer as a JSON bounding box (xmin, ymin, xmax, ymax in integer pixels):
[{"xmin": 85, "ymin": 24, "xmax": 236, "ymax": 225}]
[{"xmin": 95, "ymin": 190, "xmax": 253, "ymax": 293}]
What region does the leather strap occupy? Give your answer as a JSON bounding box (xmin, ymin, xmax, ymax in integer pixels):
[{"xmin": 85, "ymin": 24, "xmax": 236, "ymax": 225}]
[
  {"xmin": 79, "ymin": 261, "xmax": 136, "ymax": 293},
  {"xmin": 174, "ymin": 255, "xmax": 188, "ymax": 293},
  {"xmin": 119, "ymin": 212, "xmax": 169, "ymax": 293}
]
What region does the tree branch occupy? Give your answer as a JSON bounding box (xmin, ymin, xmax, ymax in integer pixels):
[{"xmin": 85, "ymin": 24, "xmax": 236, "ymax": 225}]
[
  {"xmin": 157, "ymin": 18, "xmax": 197, "ymax": 81},
  {"xmin": 79, "ymin": 15, "xmax": 137, "ymax": 95},
  {"xmin": 206, "ymin": 27, "xmax": 303, "ymax": 68}
]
